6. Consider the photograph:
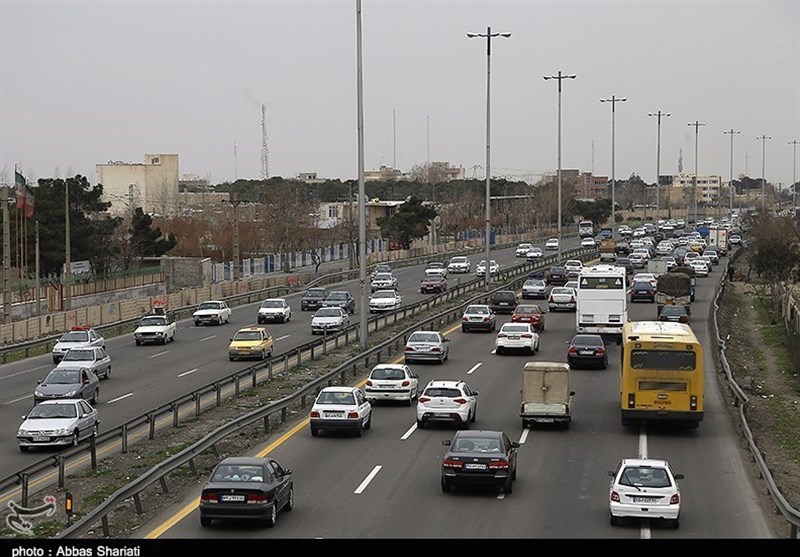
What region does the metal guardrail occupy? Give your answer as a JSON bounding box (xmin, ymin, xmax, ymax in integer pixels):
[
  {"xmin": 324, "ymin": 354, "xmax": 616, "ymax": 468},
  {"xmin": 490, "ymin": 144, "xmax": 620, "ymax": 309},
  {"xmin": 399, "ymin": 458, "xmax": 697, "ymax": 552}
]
[
  {"xmin": 50, "ymin": 246, "xmax": 595, "ymax": 538},
  {"xmin": 711, "ymin": 250, "xmax": 800, "ymax": 539},
  {"xmin": 0, "ymin": 232, "xmax": 576, "ymax": 363}
]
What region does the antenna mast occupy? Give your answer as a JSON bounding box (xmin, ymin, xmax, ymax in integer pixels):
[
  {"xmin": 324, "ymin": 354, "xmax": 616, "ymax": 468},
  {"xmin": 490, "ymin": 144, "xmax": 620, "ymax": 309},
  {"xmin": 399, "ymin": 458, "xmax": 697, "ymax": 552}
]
[
  {"xmin": 234, "ymin": 141, "xmax": 238, "ymax": 180},
  {"xmin": 261, "ymin": 104, "xmax": 269, "ymax": 180}
]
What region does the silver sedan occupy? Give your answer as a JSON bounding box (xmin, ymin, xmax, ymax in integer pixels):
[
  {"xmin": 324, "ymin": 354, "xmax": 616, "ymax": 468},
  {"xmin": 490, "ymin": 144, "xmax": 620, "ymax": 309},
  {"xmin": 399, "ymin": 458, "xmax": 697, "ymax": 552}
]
[{"xmin": 404, "ymin": 331, "xmax": 450, "ymax": 365}]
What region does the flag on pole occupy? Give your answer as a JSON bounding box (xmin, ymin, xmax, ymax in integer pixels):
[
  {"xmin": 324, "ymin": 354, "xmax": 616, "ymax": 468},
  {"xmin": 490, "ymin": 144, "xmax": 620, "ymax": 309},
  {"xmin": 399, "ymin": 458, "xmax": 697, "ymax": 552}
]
[
  {"xmin": 24, "ymin": 185, "xmax": 35, "ymax": 219},
  {"xmin": 15, "ymin": 170, "xmax": 26, "ymax": 210}
]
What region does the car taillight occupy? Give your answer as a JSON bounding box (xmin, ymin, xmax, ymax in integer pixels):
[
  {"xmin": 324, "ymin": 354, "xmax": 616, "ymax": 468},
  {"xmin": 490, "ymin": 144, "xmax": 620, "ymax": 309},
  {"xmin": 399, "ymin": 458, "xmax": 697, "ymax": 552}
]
[
  {"xmin": 690, "ymin": 395, "xmax": 698, "ymax": 411},
  {"xmin": 443, "ymin": 458, "xmax": 463, "ymax": 469},
  {"xmin": 431, "ymin": 347, "xmax": 441, "ymax": 352},
  {"xmin": 310, "ymin": 410, "xmax": 320, "ymax": 418},
  {"xmin": 366, "ymin": 380, "xmax": 373, "ymax": 386},
  {"xmin": 610, "ymin": 490, "xmax": 620, "ymax": 502},
  {"xmin": 405, "ymin": 346, "xmax": 413, "ymax": 352},
  {"xmin": 670, "ymin": 493, "xmax": 680, "ymax": 505},
  {"xmin": 401, "ymin": 380, "xmax": 410, "ymax": 387},
  {"xmin": 569, "ymin": 296, "xmax": 575, "ymax": 303},
  {"xmin": 488, "ymin": 459, "xmax": 510, "ymax": 470},
  {"xmin": 497, "ymin": 333, "xmax": 507, "ymax": 338},
  {"xmin": 483, "ymin": 317, "xmax": 491, "ymax": 322},
  {"xmin": 548, "ymin": 296, "xmax": 554, "ymax": 302},
  {"xmin": 418, "ymin": 397, "xmax": 431, "ymax": 403},
  {"xmin": 462, "ymin": 316, "xmax": 469, "ymax": 322},
  {"xmin": 453, "ymin": 398, "xmax": 468, "ymax": 405},
  {"xmin": 347, "ymin": 411, "xmax": 359, "ymax": 419},
  {"xmin": 596, "ymin": 347, "xmax": 605, "ymax": 355},
  {"xmin": 248, "ymin": 493, "xmax": 269, "ymax": 504},
  {"xmin": 568, "ymin": 347, "xmax": 577, "ymax": 355},
  {"xmin": 201, "ymin": 491, "xmax": 218, "ymax": 503},
  {"xmin": 521, "ymin": 334, "xmax": 533, "ymax": 338}
]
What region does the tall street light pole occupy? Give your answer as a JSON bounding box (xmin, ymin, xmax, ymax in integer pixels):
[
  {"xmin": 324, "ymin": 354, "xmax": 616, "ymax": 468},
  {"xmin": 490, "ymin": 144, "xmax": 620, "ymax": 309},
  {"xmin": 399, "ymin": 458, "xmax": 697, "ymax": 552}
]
[
  {"xmin": 65, "ymin": 178, "xmax": 72, "ymax": 311},
  {"xmin": 356, "ymin": 0, "xmax": 368, "ymax": 350},
  {"xmin": 724, "ymin": 129, "xmax": 741, "ymax": 216},
  {"xmin": 468, "ymin": 27, "xmax": 511, "ymax": 290},
  {"xmin": 788, "ymin": 140, "xmax": 798, "ymax": 210},
  {"xmin": 600, "ymin": 95, "xmax": 626, "ymax": 239},
  {"xmin": 756, "ymin": 135, "xmax": 772, "ymax": 213},
  {"xmin": 648, "ymin": 111, "xmax": 670, "ymax": 223},
  {"xmin": 544, "ymin": 70, "xmax": 576, "ymax": 261},
  {"xmin": 688, "ymin": 121, "xmax": 706, "ymax": 225}
]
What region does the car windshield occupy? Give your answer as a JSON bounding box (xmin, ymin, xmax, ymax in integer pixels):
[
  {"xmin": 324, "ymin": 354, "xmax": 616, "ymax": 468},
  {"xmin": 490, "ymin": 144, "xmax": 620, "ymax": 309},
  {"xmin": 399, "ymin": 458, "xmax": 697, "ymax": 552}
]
[
  {"xmin": 427, "ymin": 262, "xmax": 443, "ymax": 268},
  {"xmin": 619, "ymin": 466, "xmax": 672, "ymax": 488},
  {"xmin": 525, "ymin": 280, "xmax": 544, "ymax": 287},
  {"xmin": 529, "ymin": 248, "xmax": 542, "ymax": 253},
  {"xmin": 373, "ymin": 273, "xmax": 393, "ymax": 281},
  {"xmin": 212, "ymin": 465, "xmax": 265, "ymax": 483},
  {"xmin": 501, "ymin": 324, "xmax": 529, "ymax": 333},
  {"xmin": 408, "ymin": 333, "xmax": 440, "ymax": 343},
  {"xmin": 139, "ymin": 317, "xmax": 167, "ymax": 327},
  {"xmin": 566, "ymin": 261, "xmax": 582, "ymax": 267},
  {"xmin": 198, "ymin": 302, "xmax": 221, "ymax": 310},
  {"xmin": 373, "ymin": 291, "xmax": 395, "ymax": 299},
  {"xmin": 450, "ymin": 257, "xmax": 467, "ymax": 263},
  {"xmin": 233, "ymin": 331, "xmax": 263, "ymax": 341},
  {"xmin": 465, "ymin": 306, "xmax": 489, "ymax": 315},
  {"xmin": 552, "ymin": 288, "xmax": 572, "ymax": 295},
  {"xmin": 62, "ymin": 350, "xmax": 93, "ymax": 362},
  {"xmin": 453, "ymin": 436, "xmax": 503, "ymax": 453},
  {"xmin": 59, "ymin": 331, "xmax": 89, "ymax": 342},
  {"xmin": 573, "ymin": 335, "xmax": 603, "ymax": 347},
  {"xmin": 316, "ymin": 391, "xmax": 356, "ymax": 405},
  {"xmin": 515, "ymin": 306, "xmax": 540, "ymax": 314},
  {"xmin": 370, "ymin": 367, "xmax": 406, "ymax": 380},
  {"xmin": 328, "ymin": 292, "xmax": 348, "ymax": 300},
  {"xmin": 44, "ymin": 370, "xmax": 80, "ymax": 384},
  {"xmin": 423, "ymin": 387, "xmax": 462, "ymax": 398},
  {"xmin": 315, "ymin": 308, "xmax": 341, "ymax": 317},
  {"xmin": 261, "ymin": 300, "xmax": 284, "ymax": 308},
  {"xmin": 28, "ymin": 404, "xmax": 78, "ymax": 419},
  {"xmin": 305, "ymin": 289, "xmax": 326, "ymax": 298}
]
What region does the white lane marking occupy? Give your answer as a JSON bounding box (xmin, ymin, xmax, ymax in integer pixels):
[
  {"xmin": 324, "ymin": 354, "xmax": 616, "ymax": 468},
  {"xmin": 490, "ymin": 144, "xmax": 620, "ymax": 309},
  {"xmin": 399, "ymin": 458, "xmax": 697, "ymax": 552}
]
[
  {"xmin": 6, "ymin": 394, "xmax": 33, "ymax": 404},
  {"xmin": 640, "ymin": 424, "xmax": 650, "ymax": 539},
  {"xmin": 518, "ymin": 428, "xmax": 530, "ymax": 445},
  {"xmin": 354, "ymin": 465, "xmax": 382, "ymax": 494},
  {"xmin": 0, "ymin": 365, "xmax": 52, "ymax": 381},
  {"xmin": 275, "ymin": 335, "xmax": 290, "ymax": 341},
  {"xmin": 148, "ymin": 351, "xmax": 169, "ymax": 359},
  {"xmin": 108, "ymin": 392, "xmax": 134, "ymax": 403},
  {"xmin": 401, "ymin": 423, "xmax": 417, "ymax": 440},
  {"xmin": 490, "ymin": 349, "xmax": 497, "ymax": 354},
  {"xmin": 641, "ymin": 523, "xmax": 652, "ymax": 539},
  {"xmin": 497, "ymin": 493, "xmax": 506, "ymax": 500},
  {"xmin": 467, "ymin": 362, "xmax": 482, "ymax": 375},
  {"xmin": 178, "ymin": 368, "xmax": 198, "ymax": 378},
  {"xmin": 199, "ymin": 336, "xmax": 215, "ymax": 342}
]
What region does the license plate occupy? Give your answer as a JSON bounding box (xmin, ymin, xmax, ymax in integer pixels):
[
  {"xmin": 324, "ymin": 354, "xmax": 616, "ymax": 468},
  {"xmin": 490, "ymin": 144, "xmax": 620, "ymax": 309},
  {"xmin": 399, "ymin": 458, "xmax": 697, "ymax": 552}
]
[
  {"xmin": 434, "ymin": 412, "xmax": 450, "ymax": 417},
  {"xmin": 499, "ymin": 302, "xmax": 509, "ymax": 306},
  {"xmin": 536, "ymin": 418, "xmax": 555, "ymax": 423},
  {"xmin": 464, "ymin": 463, "xmax": 487, "ymax": 470},
  {"xmin": 509, "ymin": 335, "xmax": 519, "ymax": 340},
  {"xmin": 379, "ymin": 384, "xmax": 394, "ymax": 389},
  {"xmin": 579, "ymin": 350, "xmax": 593, "ymax": 355},
  {"xmin": 220, "ymin": 495, "xmax": 246, "ymax": 502},
  {"xmin": 631, "ymin": 497, "xmax": 658, "ymax": 504},
  {"xmin": 33, "ymin": 435, "xmax": 49, "ymax": 442},
  {"xmin": 324, "ymin": 412, "xmax": 342, "ymax": 418}
]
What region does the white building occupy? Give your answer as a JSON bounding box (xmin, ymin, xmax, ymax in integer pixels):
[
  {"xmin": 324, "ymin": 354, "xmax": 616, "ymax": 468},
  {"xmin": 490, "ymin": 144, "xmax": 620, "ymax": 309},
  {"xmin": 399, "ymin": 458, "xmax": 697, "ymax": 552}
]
[
  {"xmin": 96, "ymin": 154, "xmax": 179, "ymax": 215},
  {"xmin": 670, "ymin": 173, "xmax": 723, "ymax": 205}
]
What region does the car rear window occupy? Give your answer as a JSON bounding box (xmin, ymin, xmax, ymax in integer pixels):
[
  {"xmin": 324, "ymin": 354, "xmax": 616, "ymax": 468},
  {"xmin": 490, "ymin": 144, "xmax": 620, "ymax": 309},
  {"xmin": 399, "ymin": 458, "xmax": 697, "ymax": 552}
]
[
  {"xmin": 316, "ymin": 391, "xmax": 356, "ymax": 405},
  {"xmin": 371, "ymin": 368, "xmax": 406, "ymax": 380},
  {"xmin": 574, "ymin": 335, "xmax": 603, "ymax": 346},
  {"xmin": 409, "ymin": 333, "xmax": 440, "ymax": 343},
  {"xmin": 423, "ymin": 387, "xmax": 462, "ymax": 398}
]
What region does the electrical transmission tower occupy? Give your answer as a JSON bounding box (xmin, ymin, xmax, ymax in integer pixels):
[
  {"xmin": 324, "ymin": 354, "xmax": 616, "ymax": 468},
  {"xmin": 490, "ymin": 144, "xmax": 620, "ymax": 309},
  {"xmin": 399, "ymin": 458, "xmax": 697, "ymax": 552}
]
[{"xmin": 261, "ymin": 104, "xmax": 269, "ymax": 180}]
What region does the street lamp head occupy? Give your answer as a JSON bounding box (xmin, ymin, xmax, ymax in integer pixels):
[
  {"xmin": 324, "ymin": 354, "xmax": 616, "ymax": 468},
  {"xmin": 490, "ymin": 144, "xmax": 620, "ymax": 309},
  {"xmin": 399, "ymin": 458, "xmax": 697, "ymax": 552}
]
[
  {"xmin": 499, "ymin": 32, "xmax": 512, "ymax": 38},
  {"xmin": 466, "ymin": 32, "xmax": 479, "ymax": 38}
]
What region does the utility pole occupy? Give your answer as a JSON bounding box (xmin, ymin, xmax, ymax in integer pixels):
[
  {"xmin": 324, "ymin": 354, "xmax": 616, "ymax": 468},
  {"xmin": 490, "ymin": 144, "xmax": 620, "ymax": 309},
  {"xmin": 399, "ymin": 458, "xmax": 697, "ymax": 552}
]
[
  {"xmin": 35, "ymin": 221, "xmax": 41, "ymax": 317},
  {"xmin": 688, "ymin": 120, "xmax": 706, "ymax": 224},
  {"xmin": 648, "ymin": 111, "xmax": 670, "ymax": 222},
  {"xmin": 724, "ymin": 129, "xmax": 741, "ymax": 215},
  {"xmin": 2, "ymin": 185, "xmax": 11, "ymax": 324},
  {"xmin": 756, "ymin": 135, "xmax": 772, "ymax": 212},
  {"xmin": 600, "ymin": 95, "xmax": 627, "ymax": 239},
  {"xmin": 789, "ymin": 140, "xmax": 799, "ymax": 209},
  {"xmin": 64, "ymin": 178, "xmax": 72, "ymax": 311},
  {"xmin": 230, "ymin": 192, "xmax": 241, "ymax": 280},
  {"xmin": 356, "ymin": 0, "xmax": 368, "ymax": 350}
]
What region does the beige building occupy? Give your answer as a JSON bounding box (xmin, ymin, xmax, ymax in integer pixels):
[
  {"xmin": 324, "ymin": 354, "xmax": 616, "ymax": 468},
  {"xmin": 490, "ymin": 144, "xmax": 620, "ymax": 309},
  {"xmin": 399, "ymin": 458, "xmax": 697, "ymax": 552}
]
[
  {"xmin": 96, "ymin": 154, "xmax": 180, "ymax": 215},
  {"xmin": 316, "ymin": 199, "xmax": 404, "ymax": 230},
  {"xmin": 668, "ymin": 173, "xmax": 722, "ymax": 207}
]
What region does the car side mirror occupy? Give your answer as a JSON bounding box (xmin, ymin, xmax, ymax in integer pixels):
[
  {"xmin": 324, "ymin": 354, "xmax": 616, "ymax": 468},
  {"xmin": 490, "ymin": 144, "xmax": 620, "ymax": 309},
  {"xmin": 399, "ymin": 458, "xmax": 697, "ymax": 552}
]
[
  {"xmin": 37, "ymin": 380, "xmax": 42, "ymax": 384},
  {"xmin": 21, "ymin": 415, "xmax": 27, "ymax": 420},
  {"xmin": 473, "ymin": 391, "xmax": 479, "ymax": 396},
  {"xmin": 442, "ymin": 439, "xmax": 452, "ymax": 446},
  {"xmin": 674, "ymin": 473, "xmax": 684, "ymax": 480},
  {"xmin": 510, "ymin": 442, "xmax": 520, "ymax": 449},
  {"xmin": 570, "ymin": 391, "xmax": 576, "ymax": 396},
  {"xmin": 284, "ymin": 468, "xmax": 292, "ymax": 475},
  {"xmin": 229, "ymin": 338, "xmax": 233, "ymax": 342}
]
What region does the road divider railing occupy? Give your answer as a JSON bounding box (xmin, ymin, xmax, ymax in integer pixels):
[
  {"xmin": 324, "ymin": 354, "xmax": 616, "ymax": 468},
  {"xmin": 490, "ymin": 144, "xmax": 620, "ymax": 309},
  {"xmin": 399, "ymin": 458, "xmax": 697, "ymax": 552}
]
[
  {"xmin": 52, "ymin": 244, "xmax": 596, "ymax": 539},
  {"xmin": 1, "ymin": 244, "xmax": 594, "ymax": 520},
  {"xmin": 0, "ymin": 232, "xmax": 578, "ymax": 364},
  {"xmin": 711, "ymin": 250, "xmax": 800, "ymax": 539}
]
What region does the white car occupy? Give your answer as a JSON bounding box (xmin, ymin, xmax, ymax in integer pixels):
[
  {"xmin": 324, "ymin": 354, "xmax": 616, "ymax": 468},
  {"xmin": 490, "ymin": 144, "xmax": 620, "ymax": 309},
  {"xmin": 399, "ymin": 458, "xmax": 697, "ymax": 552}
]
[
  {"xmin": 369, "ymin": 290, "xmax": 403, "ymax": 313},
  {"xmin": 580, "ymin": 237, "xmax": 597, "ymax": 248},
  {"xmin": 515, "ymin": 243, "xmax": 533, "ymax": 257},
  {"xmin": 447, "ymin": 256, "xmax": 471, "ymax": 274},
  {"xmin": 521, "ymin": 279, "xmax": 547, "ymax": 299},
  {"xmin": 55, "ymin": 346, "xmax": 112, "ymax": 380},
  {"xmin": 545, "ymin": 238, "xmax": 559, "ymax": 251},
  {"xmin": 425, "ymin": 261, "xmax": 448, "ymax": 278},
  {"xmin": 309, "ymin": 386, "xmax": 372, "ymax": 437},
  {"xmin": 364, "ymin": 364, "xmax": 419, "ymax": 405},
  {"xmin": 548, "ymin": 287, "xmax": 577, "ymax": 312},
  {"xmin": 192, "ymin": 300, "xmax": 231, "ymax": 326},
  {"xmin": 475, "ymin": 260, "xmax": 499, "ymax": 276},
  {"xmin": 526, "ymin": 247, "xmax": 544, "ymax": 261},
  {"xmin": 608, "ymin": 458, "xmax": 683, "ymax": 528},
  {"xmin": 495, "ymin": 322, "xmax": 539, "ymax": 355},
  {"xmin": 370, "ymin": 272, "xmax": 398, "ymax": 292},
  {"xmin": 416, "ymin": 379, "xmax": 478, "ymax": 429},
  {"xmin": 310, "ymin": 307, "xmax": 350, "ymax": 334},
  {"xmin": 17, "ymin": 399, "xmax": 99, "ymax": 452},
  {"xmin": 564, "ymin": 259, "xmax": 583, "ymax": 278},
  {"xmin": 257, "ymin": 298, "xmax": 292, "ymax": 323},
  {"xmin": 51, "ymin": 326, "xmax": 105, "ymax": 363},
  {"xmin": 133, "ymin": 313, "xmax": 176, "ymax": 345},
  {"xmin": 632, "ymin": 273, "xmax": 657, "ymax": 288},
  {"xmin": 689, "ymin": 259, "xmax": 709, "ymax": 277}
]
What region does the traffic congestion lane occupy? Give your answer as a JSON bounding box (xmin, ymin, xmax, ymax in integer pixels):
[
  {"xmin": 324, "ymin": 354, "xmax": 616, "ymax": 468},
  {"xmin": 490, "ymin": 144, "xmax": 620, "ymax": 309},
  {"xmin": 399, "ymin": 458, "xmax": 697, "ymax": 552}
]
[
  {"xmin": 152, "ymin": 249, "xmax": 774, "ymax": 538},
  {"xmin": 0, "ymin": 241, "xmax": 569, "ymax": 476}
]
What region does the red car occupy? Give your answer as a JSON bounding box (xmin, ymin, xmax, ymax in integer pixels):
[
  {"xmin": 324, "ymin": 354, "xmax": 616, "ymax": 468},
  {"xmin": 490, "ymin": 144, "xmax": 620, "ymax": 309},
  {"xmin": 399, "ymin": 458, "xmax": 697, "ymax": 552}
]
[
  {"xmin": 420, "ymin": 275, "xmax": 447, "ymax": 294},
  {"xmin": 511, "ymin": 304, "xmax": 545, "ymax": 332}
]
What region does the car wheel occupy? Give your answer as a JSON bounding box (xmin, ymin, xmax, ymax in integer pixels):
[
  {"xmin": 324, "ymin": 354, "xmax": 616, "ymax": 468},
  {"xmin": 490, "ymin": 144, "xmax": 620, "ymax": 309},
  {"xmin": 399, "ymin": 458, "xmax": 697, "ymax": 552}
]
[
  {"xmin": 284, "ymin": 486, "xmax": 294, "ymax": 511},
  {"xmin": 461, "ymin": 326, "xmax": 468, "ymax": 333},
  {"xmin": 405, "ymin": 358, "xmax": 413, "ymax": 365},
  {"xmin": 19, "ymin": 445, "xmax": 29, "ymax": 453},
  {"xmin": 669, "ymin": 517, "xmax": 680, "ymax": 529},
  {"xmin": 135, "ymin": 339, "xmax": 141, "ymax": 346},
  {"xmin": 602, "ymin": 357, "xmax": 608, "ymax": 369},
  {"xmin": 444, "ymin": 350, "xmax": 449, "ymax": 362},
  {"xmin": 416, "ymin": 419, "xmax": 424, "ymax": 429},
  {"xmin": 264, "ymin": 503, "xmax": 277, "ymax": 527},
  {"xmin": 355, "ymin": 423, "xmax": 363, "ymax": 437},
  {"xmin": 502, "ymin": 477, "xmax": 513, "ymax": 494},
  {"xmin": 496, "ymin": 346, "xmax": 504, "ymax": 355},
  {"xmin": 364, "ymin": 413, "xmax": 372, "ymax": 430},
  {"xmin": 200, "ymin": 516, "xmax": 212, "ymax": 527},
  {"xmin": 310, "ymin": 426, "xmax": 319, "ymax": 437},
  {"xmin": 72, "ymin": 431, "xmax": 80, "ymax": 447},
  {"xmin": 441, "ymin": 478, "xmax": 452, "ymax": 493},
  {"xmin": 470, "ymin": 407, "xmax": 477, "ymax": 423},
  {"xmin": 194, "ymin": 320, "xmax": 200, "ymax": 327}
]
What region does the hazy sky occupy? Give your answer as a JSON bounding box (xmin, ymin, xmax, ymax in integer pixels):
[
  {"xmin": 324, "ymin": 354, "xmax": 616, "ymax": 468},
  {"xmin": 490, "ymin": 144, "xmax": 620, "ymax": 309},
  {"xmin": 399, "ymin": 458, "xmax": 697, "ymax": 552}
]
[{"xmin": 1, "ymin": 0, "xmax": 798, "ymax": 188}]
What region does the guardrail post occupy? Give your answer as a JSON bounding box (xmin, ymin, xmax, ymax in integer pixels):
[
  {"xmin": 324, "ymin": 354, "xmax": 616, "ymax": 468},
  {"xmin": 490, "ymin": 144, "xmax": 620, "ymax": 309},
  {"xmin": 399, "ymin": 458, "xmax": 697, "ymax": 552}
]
[
  {"xmin": 296, "ymin": 348, "xmax": 302, "ymax": 367},
  {"xmin": 188, "ymin": 457, "xmax": 198, "ymax": 477},
  {"xmin": 172, "ymin": 403, "xmax": 179, "ymax": 428},
  {"xmin": 311, "ymin": 341, "xmax": 315, "ymax": 360},
  {"xmin": 268, "ymin": 359, "xmax": 273, "ymax": 381},
  {"xmin": 234, "ymin": 375, "xmax": 241, "ymax": 397},
  {"xmin": 215, "ymin": 384, "xmax": 221, "ymax": 407},
  {"xmin": 263, "ymin": 415, "xmax": 269, "ymax": 433},
  {"xmin": 159, "ymin": 476, "xmax": 169, "ymax": 494},
  {"xmin": 133, "ymin": 493, "xmax": 143, "ymax": 515},
  {"xmin": 20, "ymin": 473, "xmax": 29, "ymax": 507},
  {"xmin": 90, "ymin": 435, "xmax": 98, "ymax": 470},
  {"xmin": 281, "ymin": 407, "xmax": 287, "ymax": 424},
  {"xmin": 58, "ymin": 456, "xmax": 66, "ymax": 488},
  {"xmin": 252, "ymin": 368, "xmax": 258, "ymax": 389},
  {"xmin": 211, "ymin": 443, "xmax": 220, "ymax": 458},
  {"xmin": 342, "ymin": 369, "xmax": 349, "ymax": 384},
  {"xmin": 121, "ymin": 423, "xmax": 128, "ymax": 454},
  {"xmin": 149, "ymin": 413, "xmax": 156, "ymax": 439},
  {"xmin": 283, "ymin": 354, "xmax": 289, "ymax": 375},
  {"xmin": 194, "ymin": 393, "xmax": 201, "ymax": 417},
  {"xmin": 101, "ymin": 515, "xmax": 110, "ymax": 537},
  {"xmin": 790, "ymin": 523, "xmax": 797, "ymax": 539}
]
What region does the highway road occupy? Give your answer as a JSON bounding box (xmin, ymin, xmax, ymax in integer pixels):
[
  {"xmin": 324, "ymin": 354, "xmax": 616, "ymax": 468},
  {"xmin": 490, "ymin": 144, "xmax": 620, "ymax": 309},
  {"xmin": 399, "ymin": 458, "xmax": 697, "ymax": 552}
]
[
  {"xmin": 0, "ymin": 241, "xmax": 545, "ymax": 476},
  {"xmin": 143, "ymin": 247, "xmax": 776, "ymax": 539}
]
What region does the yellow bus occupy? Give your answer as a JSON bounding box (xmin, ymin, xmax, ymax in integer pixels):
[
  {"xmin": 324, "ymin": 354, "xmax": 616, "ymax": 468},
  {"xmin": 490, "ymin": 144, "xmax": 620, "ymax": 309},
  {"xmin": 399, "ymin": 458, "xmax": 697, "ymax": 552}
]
[{"xmin": 620, "ymin": 321, "xmax": 704, "ymax": 428}]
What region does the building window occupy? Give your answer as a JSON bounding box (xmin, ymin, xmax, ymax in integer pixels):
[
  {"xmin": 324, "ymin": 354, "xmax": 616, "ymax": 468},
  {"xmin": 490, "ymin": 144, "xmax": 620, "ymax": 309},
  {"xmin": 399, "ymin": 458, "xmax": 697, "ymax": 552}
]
[
  {"xmin": 150, "ymin": 157, "xmax": 160, "ymax": 164},
  {"xmin": 328, "ymin": 206, "xmax": 338, "ymax": 219}
]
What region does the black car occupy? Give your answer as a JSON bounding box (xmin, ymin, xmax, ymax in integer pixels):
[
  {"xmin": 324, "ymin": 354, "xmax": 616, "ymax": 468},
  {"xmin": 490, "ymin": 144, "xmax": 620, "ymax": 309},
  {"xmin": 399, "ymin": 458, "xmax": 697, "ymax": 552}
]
[
  {"xmin": 659, "ymin": 304, "xmax": 690, "ymax": 323},
  {"xmin": 300, "ymin": 287, "xmax": 329, "ymax": 311},
  {"xmin": 526, "ymin": 269, "xmax": 546, "ymax": 281},
  {"xmin": 323, "ymin": 290, "xmax": 356, "ymax": 314},
  {"xmin": 200, "ymin": 456, "xmax": 293, "ymax": 527},
  {"xmin": 629, "ymin": 281, "xmax": 656, "ymax": 303},
  {"xmin": 566, "ymin": 334, "xmax": 608, "ymax": 369},
  {"xmin": 546, "ymin": 266, "xmax": 568, "ymax": 286},
  {"xmin": 441, "ymin": 430, "xmax": 519, "ymax": 494},
  {"xmin": 490, "ymin": 290, "xmax": 518, "ymax": 314},
  {"xmin": 615, "ymin": 257, "xmax": 634, "ymax": 276}
]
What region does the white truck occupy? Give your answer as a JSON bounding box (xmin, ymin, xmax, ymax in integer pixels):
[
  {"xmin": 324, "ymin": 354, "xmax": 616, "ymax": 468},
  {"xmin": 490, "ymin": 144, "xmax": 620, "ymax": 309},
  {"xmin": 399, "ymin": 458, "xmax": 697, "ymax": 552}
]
[
  {"xmin": 707, "ymin": 227, "xmax": 729, "ymax": 255},
  {"xmin": 646, "ymin": 258, "xmax": 669, "ymax": 278},
  {"xmin": 519, "ymin": 362, "xmax": 575, "ymax": 429}
]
